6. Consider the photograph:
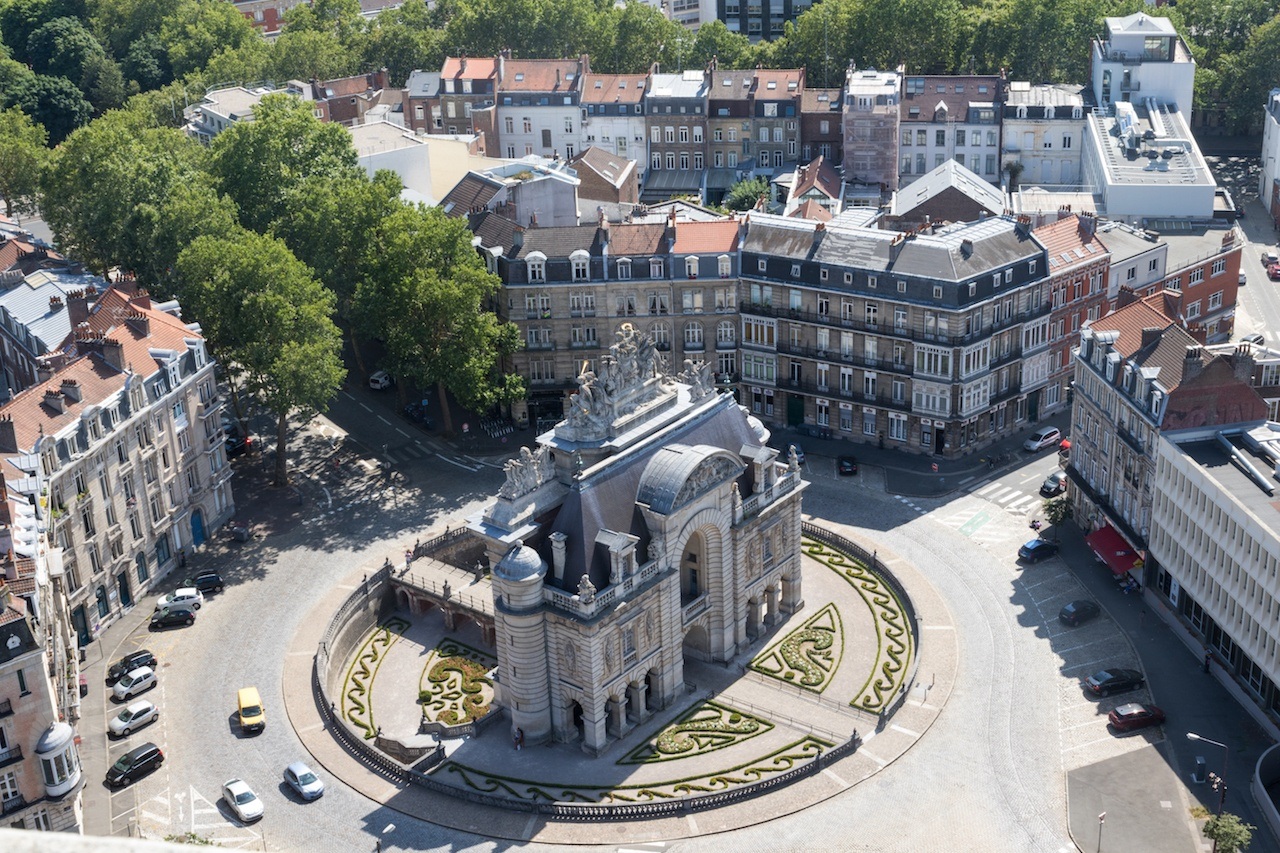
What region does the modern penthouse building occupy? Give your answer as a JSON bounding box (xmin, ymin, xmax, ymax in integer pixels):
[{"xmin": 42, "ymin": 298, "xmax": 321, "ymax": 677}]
[
  {"xmin": 1068, "ymin": 300, "xmax": 1266, "ymax": 567},
  {"xmin": 0, "ymin": 286, "xmax": 234, "ymax": 648},
  {"xmin": 736, "ymin": 213, "xmax": 1048, "ymax": 455}
]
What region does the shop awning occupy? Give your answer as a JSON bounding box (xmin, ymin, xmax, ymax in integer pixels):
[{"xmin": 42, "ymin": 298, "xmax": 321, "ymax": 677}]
[{"xmin": 1086, "ymin": 525, "xmax": 1144, "ymax": 576}]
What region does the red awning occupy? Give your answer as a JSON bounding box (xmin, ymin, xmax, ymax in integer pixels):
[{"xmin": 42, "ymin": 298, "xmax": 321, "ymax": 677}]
[{"xmin": 1086, "ymin": 525, "xmax": 1144, "ymax": 576}]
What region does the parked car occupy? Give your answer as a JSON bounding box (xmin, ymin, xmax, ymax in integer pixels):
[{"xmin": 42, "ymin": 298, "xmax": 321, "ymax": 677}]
[
  {"xmin": 1239, "ymin": 271, "xmax": 1248, "ymax": 286},
  {"xmin": 225, "ymin": 432, "xmax": 254, "ymax": 457},
  {"xmin": 1058, "ymin": 599, "xmax": 1101, "ymax": 627},
  {"xmin": 837, "ymin": 455, "xmax": 859, "ymax": 476},
  {"xmin": 1107, "ymin": 702, "xmax": 1166, "ymax": 732},
  {"xmin": 113, "ymin": 667, "xmax": 157, "ymax": 701},
  {"xmin": 1018, "ymin": 538, "xmax": 1060, "ymax": 563},
  {"xmin": 1040, "ymin": 470, "xmax": 1068, "ymax": 497},
  {"xmin": 156, "ymin": 588, "xmax": 203, "ymax": 611},
  {"xmin": 1084, "ymin": 668, "xmax": 1146, "ymax": 698},
  {"xmin": 1269, "ymin": 264, "xmax": 1280, "ymax": 281},
  {"xmin": 283, "ymin": 761, "xmax": 325, "ymax": 800},
  {"xmin": 107, "ymin": 650, "xmax": 156, "ymax": 683},
  {"xmin": 368, "ymin": 370, "xmax": 393, "ymax": 390},
  {"xmin": 1023, "ymin": 427, "xmax": 1062, "ymax": 452},
  {"xmin": 222, "ymin": 779, "xmax": 265, "ymax": 823},
  {"xmin": 109, "ymin": 699, "xmax": 159, "ymax": 737},
  {"xmin": 1242, "ymin": 333, "xmax": 1266, "ymax": 346},
  {"xmin": 1261, "ymin": 249, "xmax": 1278, "ymax": 266},
  {"xmin": 184, "ymin": 571, "xmax": 225, "ymax": 595},
  {"xmin": 150, "ymin": 606, "xmax": 195, "ymax": 630},
  {"xmin": 105, "ymin": 742, "xmax": 164, "ymax": 787}
]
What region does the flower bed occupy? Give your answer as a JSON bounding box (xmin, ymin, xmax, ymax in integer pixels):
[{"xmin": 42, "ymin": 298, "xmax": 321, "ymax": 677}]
[
  {"xmin": 749, "ymin": 602, "xmax": 843, "ymax": 693},
  {"xmin": 619, "ymin": 700, "xmax": 772, "ymax": 764},
  {"xmin": 418, "ymin": 638, "xmax": 496, "ymax": 725},
  {"xmin": 341, "ymin": 617, "xmax": 410, "ymax": 739}
]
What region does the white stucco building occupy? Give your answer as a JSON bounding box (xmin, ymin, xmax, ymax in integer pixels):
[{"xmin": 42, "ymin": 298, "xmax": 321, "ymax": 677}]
[
  {"xmin": 1001, "ymin": 83, "xmax": 1091, "ymax": 188},
  {"xmin": 471, "ymin": 325, "xmax": 806, "ymax": 754}
]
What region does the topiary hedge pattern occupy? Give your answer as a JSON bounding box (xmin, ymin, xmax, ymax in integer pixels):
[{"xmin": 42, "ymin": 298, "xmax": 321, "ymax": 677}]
[
  {"xmin": 749, "ymin": 602, "xmax": 843, "ymax": 693},
  {"xmin": 618, "ymin": 700, "xmax": 773, "ymax": 765},
  {"xmin": 802, "ymin": 538, "xmax": 913, "ymax": 713},
  {"xmin": 418, "ymin": 638, "xmax": 497, "ymax": 725},
  {"xmin": 342, "ymin": 617, "xmax": 410, "ymax": 739},
  {"xmin": 444, "ymin": 736, "xmax": 833, "ymax": 803}
]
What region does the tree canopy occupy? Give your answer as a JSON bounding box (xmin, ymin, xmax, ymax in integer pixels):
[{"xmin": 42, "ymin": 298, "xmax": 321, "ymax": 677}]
[{"xmin": 0, "ymin": 107, "xmax": 48, "ymax": 217}]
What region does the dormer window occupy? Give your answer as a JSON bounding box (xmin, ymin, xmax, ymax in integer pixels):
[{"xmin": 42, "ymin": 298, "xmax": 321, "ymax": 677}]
[
  {"xmin": 651, "ymin": 258, "xmax": 665, "ymax": 278},
  {"xmin": 685, "ymin": 257, "xmax": 698, "ymax": 278},
  {"xmin": 718, "ymin": 255, "xmax": 731, "ymax": 278},
  {"xmin": 527, "ymin": 252, "xmax": 547, "ymax": 282},
  {"xmin": 570, "ymin": 249, "xmax": 590, "ymax": 282}
]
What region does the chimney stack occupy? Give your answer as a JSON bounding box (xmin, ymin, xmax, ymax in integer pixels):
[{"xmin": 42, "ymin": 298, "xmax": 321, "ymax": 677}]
[
  {"xmin": 1182, "ymin": 345, "xmax": 1204, "ymax": 383},
  {"xmin": 124, "ymin": 311, "xmax": 150, "ymax": 338},
  {"xmin": 0, "ymin": 415, "xmax": 16, "ymax": 453},
  {"xmin": 68, "ymin": 289, "xmax": 91, "ymax": 327},
  {"xmin": 48, "ymin": 295, "xmax": 63, "ymax": 312},
  {"xmin": 42, "ymin": 389, "xmax": 65, "ymax": 414},
  {"xmin": 1139, "ymin": 327, "xmax": 1162, "ymax": 349},
  {"xmin": 550, "ymin": 532, "xmax": 567, "ymax": 584},
  {"xmin": 59, "ymin": 378, "xmax": 81, "ymax": 403},
  {"xmin": 1230, "ymin": 346, "xmax": 1256, "ymax": 382}
]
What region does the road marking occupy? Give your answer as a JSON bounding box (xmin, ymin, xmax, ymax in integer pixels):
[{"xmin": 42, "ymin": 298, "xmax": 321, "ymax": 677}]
[
  {"xmin": 958, "ymin": 475, "xmax": 976, "ymax": 486},
  {"xmin": 858, "ymin": 747, "xmax": 888, "ymax": 767},
  {"xmin": 1062, "ymin": 734, "xmax": 1117, "ymax": 752},
  {"xmin": 822, "ymin": 767, "xmax": 848, "ymax": 786},
  {"xmin": 359, "ymin": 403, "xmax": 371, "ymax": 412},
  {"xmin": 139, "ymin": 808, "xmax": 166, "ymax": 824},
  {"xmin": 436, "ymin": 453, "xmax": 479, "ymax": 471},
  {"xmin": 1061, "ymin": 656, "xmax": 1112, "ymax": 674},
  {"xmin": 1061, "ymin": 719, "xmax": 1105, "ymax": 733},
  {"xmin": 396, "ymin": 428, "xmax": 410, "ymax": 438},
  {"xmin": 377, "ymin": 416, "xmax": 391, "ymax": 426},
  {"xmin": 890, "ymin": 724, "xmax": 921, "ymax": 738},
  {"xmin": 958, "ymin": 510, "xmax": 990, "ymax": 536},
  {"xmin": 1048, "ymin": 636, "xmax": 1112, "ymax": 655}
]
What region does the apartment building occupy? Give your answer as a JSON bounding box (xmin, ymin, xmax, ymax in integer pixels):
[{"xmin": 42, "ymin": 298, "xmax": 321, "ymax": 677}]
[
  {"xmin": 1260, "ymin": 89, "xmax": 1280, "ymax": 227},
  {"xmin": 1095, "ymin": 220, "xmax": 1167, "ymax": 305},
  {"xmin": 471, "ymin": 211, "xmax": 740, "ymax": 429},
  {"xmin": 898, "ymin": 75, "xmax": 1004, "ymax": 189},
  {"xmin": 437, "ymin": 57, "xmax": 497, "ymax": 136},
  {"xmin": 1146, "ymin": 424, "xmax": 1280, "ymax": 730},
  {"xmin": 643, "ymin": 71, "xmax": 710, "ymax": 202},
  {"xmin": 580, "ymin": 74, "xmax": 647, "ymax": 167},
  {"xmin": 1068, "ymin": 300, "xmax": 1264, "ymax": 564},
  {"xmin": 1159, "ymin": 225, "xmax": 1243, "ymax": 343},
  {"xmin": 0, "ymin": 286, "xmax": 234, "ymax": 648},
  {"xmin": 1001, "ymin": 83, "xmax": 1091, "ymax": 188},
  {"xmin": 1030, "ymin": 213, "xmax": 1110, "ymax": 419},
  {"xmin": 182, "ymin": 83, "xmax": 308, "ymax": 143},
  {"xmin": 800, "ymin": 88, "xmax": 841, "ymax": 165},
  {"xmin": 0, "ymin": 268, "xmax": 105, "ymax": 400},
  {"xmin": 841, "ymin": 68, "xmax": 901, "ymax": 196},
  {"xmin": 490, "ymin": 57, "xmax": 588, "ymax": 161},
  {"xmin": 402, "ymin": 70, "xmax": 441, "ymax": 134},
  {"xmin": 717, "ymin": 0, "xmax": 814, "ymax": 41},
  {"xmin": 737, "ymin": 213, "xmax": 1048, "ymax": 455},
  {"xmin": 707, "ymin": 69, "xmax": 754, "ymax": 187}
]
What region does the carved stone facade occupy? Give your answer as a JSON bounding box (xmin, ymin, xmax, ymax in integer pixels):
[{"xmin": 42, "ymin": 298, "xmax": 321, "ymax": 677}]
[{"xmin": 473, "ymin": 327, "xmax": 806, "ymax": 755}]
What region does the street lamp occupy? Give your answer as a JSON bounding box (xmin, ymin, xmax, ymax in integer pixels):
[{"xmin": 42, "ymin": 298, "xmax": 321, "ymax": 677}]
[{"xmin": 1187, "ymin": 731, "xmax": 1229, "ymax": 853}]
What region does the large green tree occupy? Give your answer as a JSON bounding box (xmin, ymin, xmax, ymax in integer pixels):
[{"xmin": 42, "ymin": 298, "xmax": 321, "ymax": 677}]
[
  {"xmin": 159, "ymin": 0, "xmax": 261, "ymax": 80},
  {"xmin": 208, "ymin": 94, "xmax": 362, "ymax": 235},
  {"xmin": 354, "ymin": 204, "xmax": 523, "ymax": 434},
  {"xmin": 0, "ymin": 107, "xmax": 48, "ymax": 217},
  {"xmin": 8, "ymin": 73, "xmax": 92, "ymax": 143},
  {"xmin": 40, "ymin": 108, "xmax": 205, "ymax": 271},
  {"xmin": 363, "ymin": 0, "xmax": 443, "ymax": 87},
  {"xmin": 684, "ymin": 20, "xmax": 756, "ymax": 72},
  {"xmin": 175, "ymin": 230, "xmax": 345, "ymax": 486},
  {"xmin": 1223, "ymin": 13, "xmax": 1280, "ymax": 132}
]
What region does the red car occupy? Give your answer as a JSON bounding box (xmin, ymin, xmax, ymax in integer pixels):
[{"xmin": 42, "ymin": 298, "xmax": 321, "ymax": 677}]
[
  {"xmin": 1107, "ymin": 702, "xmax": 1165, "ymax": 732},
  {"xmin": 1268, "ymin": 264, "xmax": 1280, "ymax": 281}
]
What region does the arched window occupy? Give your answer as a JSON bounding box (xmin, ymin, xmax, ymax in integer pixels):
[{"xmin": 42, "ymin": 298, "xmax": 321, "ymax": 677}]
[
  {"xmin": 718, "ymin": 255, "xmax": 731, "ymax": 278},
  {"xmin": 684, "ymin": 321, "xmax": 704, "ymax": 348},
  {"xmin": 685, "ymin": 257, "xmax": 699, "ymax": 278},
  {"xmin": 717, "ymin": 321, "xmax": 735, "ymax": 345},
  {"xmin": 570, "ymin": 249, "xmax": 590, "ymax": 282},
  {"xmin": 526, "ymin": 251, "xmax": 547, "ymax": 282},
  {"xmin": 650, "ymin": 322, "xmax": 670, "ymax": 349}
]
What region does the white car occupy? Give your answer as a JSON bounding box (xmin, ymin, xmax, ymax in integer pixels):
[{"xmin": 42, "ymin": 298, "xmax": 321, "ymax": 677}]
[
  {"xmin": 283, "ymin": 761, "xmax": 325, "ymax": 800},
  {"xmin": 369, "ymin": 370, "xmax": 393, "ymax": 390},
  {"xmin": 222, "ymin": 778, "xmax": 264, "ymax": 823},
  {"xmin": 156, "ymin": 588, "xmax": 203, "ymax": 611},
  {"xmin": 1023, "ymin": 427, "xmax": 1062, "ymax": 452},
  {"xmin": 109, "ymin": 699, "xmax": 159, "ymax": 737},
  {"xmin": 113, "ymin": 667, "xmax": 157, "ymax": 701}
]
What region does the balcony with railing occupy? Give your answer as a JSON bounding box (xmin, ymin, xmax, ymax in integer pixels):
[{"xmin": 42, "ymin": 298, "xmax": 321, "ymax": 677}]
[
  {"xmin": 0, "ymin": 697, "xmax": 11, "ymax": 717},
  {"xmin": 1, "ymin": 792, "xmax": 28, "ymax": 815},
  {"xmin": 780, "ymin": 377, "xmax": 912, "ymax": 412},
  {"xmin": 740, "ymin": 300, "xmax": 1051, "ymax": 347},
  {"xmin": 1117, "ymin": 424, "xmax": 1147, "ymax": 456},
  {"xmin": 776, "ymin": 340, "xmax": 914, "ymax": 376},
  {"xmin": 0, "ymin": 744, "xmax": 24, "ymax": 768}
]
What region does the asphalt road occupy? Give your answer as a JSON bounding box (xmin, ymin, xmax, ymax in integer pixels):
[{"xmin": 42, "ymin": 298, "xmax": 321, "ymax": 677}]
[{"xmin": 74, "ymin": 396, "xmax": 1271, "ymax": 853}]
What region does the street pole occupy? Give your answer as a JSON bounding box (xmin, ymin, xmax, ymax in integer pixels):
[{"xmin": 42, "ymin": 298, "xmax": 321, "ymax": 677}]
[
  {"xmin": 1187, "ymin": 731, "xmax": 1229, "ymax": 853},
  {"xmin": 1096, "ymin": 810, "xmax": 1105, "ymax": 852}
]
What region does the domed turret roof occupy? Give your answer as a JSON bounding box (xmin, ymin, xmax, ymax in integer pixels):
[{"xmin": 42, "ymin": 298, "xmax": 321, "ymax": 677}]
[
  {"xmin": 35, "ymin": 721, "xmax": 75, "ymax": 755},
  {"xmin": 494, "ymin": 543, "xmax": 546, "ymax": 582}
]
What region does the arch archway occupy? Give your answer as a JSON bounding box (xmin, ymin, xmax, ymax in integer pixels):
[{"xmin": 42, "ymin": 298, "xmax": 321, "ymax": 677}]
[
  {"xmin": 683, "ymin": 623, "xmax": 710, "ymax": 661},
  {"xmin": 680, "ymin": 530, "xmax": 706, "ymax": 603}
]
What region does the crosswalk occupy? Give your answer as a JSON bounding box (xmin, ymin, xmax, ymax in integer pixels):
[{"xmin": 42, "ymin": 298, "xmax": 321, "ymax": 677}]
[{"xmin": 973, "ymin": 482, "xmax": 1043, "ymax": 517}]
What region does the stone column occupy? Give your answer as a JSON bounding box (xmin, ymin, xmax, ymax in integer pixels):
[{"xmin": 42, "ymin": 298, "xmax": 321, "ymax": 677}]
[
  {"xmin": 748, "ymin": 597, "xmax": 763, "ymax": 638},
  {"xmin": 632, "ymin": 680, "xmax": 649, "ymax": 722},
  {"xmin": 583, "ymin": 696, "xmax": 609, "ymax": 755},
  {"xmin": 765, "ymin": 585, "xmax": 780, "ymax": 626},
  {"xmin": 609, "ymin": 695, "xmax": 628, "ymax": 738}
]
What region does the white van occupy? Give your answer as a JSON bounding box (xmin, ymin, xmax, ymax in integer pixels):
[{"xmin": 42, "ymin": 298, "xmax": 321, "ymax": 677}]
[{"xmin": 1023, "ymin": 427, "xmax": 1062, "ymax": 452}]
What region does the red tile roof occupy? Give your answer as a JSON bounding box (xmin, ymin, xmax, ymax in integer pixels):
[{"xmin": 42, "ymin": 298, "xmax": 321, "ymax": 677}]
[
  {"xmin": 77, "ymin": 287, "xmax": 197, "ymax": 376},
  {"xmin": 1033, "ymin": 215, "xmax": 1108, "ymax": 273},
  {"xmin": 1088, "ymin": 297, "xmax": 1184, "ymax": 358},
  {"xmin": 442, "ymin": 57, "xmax": 497, "ymax": 80},
  {"xmin": 608, "ymin": 223, "xmax": 667, "ymax": 256},
  {"xmin": 2, "ymin": 355, "xmax": 128, "ymax": 451},
  {"xmin": 673, "ymin": 220, "xmax": 740, "ymax": 254},
  {"xmin": 793, "ymin": 155, "xmax": 840, "ymax": 200},
  {"xmin": 789, "ymin": 200, "xmax": 832, "ymax": 222},
  {"xmin": 582, "ymin": 74, "xmax": 646, "ymax": 104},
  {"xmin": 501, "ymin": 59, "xmax": 581, "ymax": 92}
]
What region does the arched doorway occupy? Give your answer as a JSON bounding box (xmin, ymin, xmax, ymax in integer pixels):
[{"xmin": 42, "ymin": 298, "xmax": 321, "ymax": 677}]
[
  {"xmin": 680, "ymin": 531, "xmax": 706, "ymax": 603},
  {"xmin": 115, "ymin": 571, "xmax": 132, "ymax": 608},
  {"xmin": 95, "ymin": 586, "xmax": 109, "ymax": 619},
  {"xmin": 190, "ymin": 510, "xmax": 206, "ymax": 548},
  {"xmin": 683, "ymin": 624, "xmax": 710, "ymax": 661},
  {"xmin": 645, "ymin": 670, "xmax": 660, "ymax": 712},
  {"xmin": 570, "ymin": 701, "xmax": 585, "ymax": 742}
]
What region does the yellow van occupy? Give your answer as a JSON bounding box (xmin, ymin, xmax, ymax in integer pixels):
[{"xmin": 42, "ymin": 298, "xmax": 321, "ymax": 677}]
[{"xmin": 237, "ymin": 687, "xmax": 265, "ymax": 734}]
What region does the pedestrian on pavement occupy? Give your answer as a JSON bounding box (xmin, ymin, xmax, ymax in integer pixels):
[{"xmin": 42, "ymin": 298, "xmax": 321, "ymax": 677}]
[
  {"xmin": 405, "ymin": 549, "xmax": 413, "ymax": 567},
  {"xmin": 1204, "ymin": 650, "xmax": 1212, "ymax": 674}
]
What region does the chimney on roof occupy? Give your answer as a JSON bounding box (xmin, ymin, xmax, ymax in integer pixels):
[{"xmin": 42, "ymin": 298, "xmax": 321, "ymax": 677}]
[
  {"xmin": 67, "ymin": 289, "xmax": 90, "ymax": 327},
  {"xmin": 59, "ymin": 378, "xmax": 81, "ymax": 403},
  {"xmin": 125, "ymin": 311, "xmax": 150, "ymax": 338},
  {"xmin": 1078, "ymin": 211, "xmax": 1097, "ymax": 238},
  {"xmin": 48, "ymin": 295, "xmax": 63, "ymax": 312},
  {"xmin": 1115, "ymin": 285, "xmax": 1138, "ymax": 309},
  {"xmin": 1230, "ymin": 346, "xmax": 1256, "ymax": 382},
  {"xmin": 815, "ymin": 220, "xmax": 825, "ymax": 232},
  {"xmin": 1015, "ymin": 215, "xmax": 1032, "ymax": 238},
  {"xmin": 460, "ymin": 54, "xmax": 467, "ymax": 73},
  {"xmin": 529, "ymin": 211, "xmax": 538, "ymax": 228},
  {"xmin": 556, "ymin": 69, "xmax": 561, "ymax": 88},
  {"xmin": 35, "ymin": 359, "xmax": 55, "ymax": 384},
  {"xmin": 42, "ymin": 389, "xmax": 65, "ymax": 414},
  {"xmin": 0, "ymin": 415, "xmax": 15, "ymax": 454},
  {"xmin": 960, "ymin": 238, "xmax": 973, "ymax": 257},
  {"xmin": 1182, "ymin": 345, "xmax": 1204, "ymax": 383},
  {"xmin": 1140, "ymin": 327, "xmax": 1162, "ymax": 349}
]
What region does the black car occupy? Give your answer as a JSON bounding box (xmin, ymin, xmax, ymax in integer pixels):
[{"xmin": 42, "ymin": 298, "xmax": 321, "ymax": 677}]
[
  {"xmin": 1058, "ymin": 599, "xmax": 1101, "ymax": 627},
  {"xmin": 837, "ymin": 456, "xmax": 859, "ymax": 476},
  {"xmin": 225, "ymin": 432, "xmax": 253, "ymax": 457},
  {"xmin": 105, "ymin": 742, "xmax": 164, "ymax": 787},
  {"xmin": 1018, "ymin": 538, "xmax": 1059, "ymax": 563},
  {"xmin": 185, "ymin": 571, "xmax": 225, "ymax": 594},
  {"xmin": 150, "ymin": 606, "xmax": 196, "ymax": 630},
  {"xmin": 1084, "ymin": 668, "xmax": 1146, "ymax": 697},
  {"xmin": 107, "ymin": 650, "xmax": 157, "ymax": 683}
]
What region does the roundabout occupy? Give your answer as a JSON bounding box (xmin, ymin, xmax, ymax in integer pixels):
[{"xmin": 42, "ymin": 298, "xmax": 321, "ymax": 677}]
[{"xmin": 285, "ymin": 521, "xmax": 957, "ymax": 843}]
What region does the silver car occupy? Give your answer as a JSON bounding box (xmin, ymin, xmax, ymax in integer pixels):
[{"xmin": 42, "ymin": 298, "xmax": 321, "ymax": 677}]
[
  {"xmin": 222, "ymin": 778, "xmax": 264, "ymax": 823},
  {"xmin": 283, "ymin": 761, "xmax": 325, "ymax": 800},
  {"xmin": 108, "ymin": 699, "xmax": 159, "ymax": 737}
]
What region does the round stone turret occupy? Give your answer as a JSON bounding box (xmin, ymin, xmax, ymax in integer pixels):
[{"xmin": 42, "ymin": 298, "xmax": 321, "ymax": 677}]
[{"xmin": 493, "ymin": 543, "xmax": 546, "ymax": 609}]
